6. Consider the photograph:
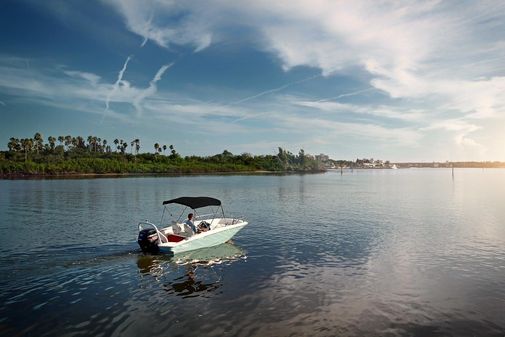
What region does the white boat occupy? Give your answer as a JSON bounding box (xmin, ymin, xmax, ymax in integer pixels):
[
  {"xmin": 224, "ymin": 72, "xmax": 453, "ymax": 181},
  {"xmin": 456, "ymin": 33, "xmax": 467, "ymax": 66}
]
[{"xmin": 137, "ymin": 196, "xmax": 248, "ymax": 255}]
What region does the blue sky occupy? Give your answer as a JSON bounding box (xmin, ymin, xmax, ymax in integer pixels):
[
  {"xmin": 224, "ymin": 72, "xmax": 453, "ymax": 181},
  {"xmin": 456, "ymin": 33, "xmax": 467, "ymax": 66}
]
[{"xmin": 1, "ymin": 0, "xmax": 505, "ymax": 161}]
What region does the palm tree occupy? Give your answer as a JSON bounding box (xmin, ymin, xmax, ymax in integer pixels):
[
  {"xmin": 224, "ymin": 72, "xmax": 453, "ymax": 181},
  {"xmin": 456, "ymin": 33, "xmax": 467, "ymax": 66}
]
[
  {"xmin": 113, "ymin": 139, "xmax": 119, "ymax": 152},
  {"xmin": 33, "ymin": 133, "xmax": 43, "ymax": 154},
  {"xmin": 87, "ymin": 135, "xmax": 93, "ymax": 151},
  {"xmin": 134, "ymin": 139, "xmax": 140, "ymax": 155},
  {"xmin": 8, "ymin": 137, "xmax": 19, "ymax": 152},
  {"xmin": 71, "ymin": 137, "xmax": 78, "ymax": 149},
  {"xmin": 162, "ymin": 144, "xmax": 167, "ymax": 154},
  {"xmin": 58, "ymin": 136, "xmax": 64, "ymax": 147},
  {"xmin": 154, "ymin": 143, "xmax": 160, "ymax": 154},
  {"xmin": 47, "ymin": 136, "xmax": 56, "ymax": 152},
  {"xmin": 21, "ymin": 138, "xmax": 33, "ymax": 161},
  {"xmin": 64, "ymin": 135, "xmax": 72, "ymax": 151},
  {"xmin": 169, "ymin": 145, "xmax": 177, "ymax": 157},
  {"xmin": 102, "ymin": 139, "xmax": 107, "ymax": 153},
  {"xmin": 122, "ymin": 142, "xmax": 128, "ymax": 154},
  {"xmin": 76, "ymin": 136, "xmax": 85, "ymax": 149}
]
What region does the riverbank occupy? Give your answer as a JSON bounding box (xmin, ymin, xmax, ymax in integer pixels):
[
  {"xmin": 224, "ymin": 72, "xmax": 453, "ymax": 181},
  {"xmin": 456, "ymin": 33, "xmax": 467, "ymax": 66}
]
[
  {"xmin": 0, "ymin": 169, "xmax": 326, "ymax": 179},
  {"xmin": 1, "ymin": 145, "xmax": 324, "ymax": 177}
]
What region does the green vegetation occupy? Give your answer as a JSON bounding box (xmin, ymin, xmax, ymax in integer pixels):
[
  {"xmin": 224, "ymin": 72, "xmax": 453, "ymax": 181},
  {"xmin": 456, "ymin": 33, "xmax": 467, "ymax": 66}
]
[{"xmin": 1, "ymin": 133, "xmax": 324, "ymax": 176}]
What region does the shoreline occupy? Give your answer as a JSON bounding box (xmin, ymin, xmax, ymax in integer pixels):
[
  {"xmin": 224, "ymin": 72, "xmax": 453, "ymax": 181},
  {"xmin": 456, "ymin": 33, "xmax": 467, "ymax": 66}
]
[{"xmin": 0, "ymin": 170, "xmax": 326, "ymax": 179}]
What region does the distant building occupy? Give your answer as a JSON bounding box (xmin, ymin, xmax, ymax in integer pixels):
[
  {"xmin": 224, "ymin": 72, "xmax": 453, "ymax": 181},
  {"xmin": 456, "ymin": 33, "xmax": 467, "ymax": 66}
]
[{"xmin": 316, "ymin": 153, "xmax": 330, "ymax": 162}]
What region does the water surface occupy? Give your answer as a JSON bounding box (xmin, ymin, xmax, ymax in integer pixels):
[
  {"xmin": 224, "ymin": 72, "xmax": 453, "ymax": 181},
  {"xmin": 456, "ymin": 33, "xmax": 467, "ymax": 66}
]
[{"xmin": 0, "ymin": 169, "xmax": 504, "ymax": 336}]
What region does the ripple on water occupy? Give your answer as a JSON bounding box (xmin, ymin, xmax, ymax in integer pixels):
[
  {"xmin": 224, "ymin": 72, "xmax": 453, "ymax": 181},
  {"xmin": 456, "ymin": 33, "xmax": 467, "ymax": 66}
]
[{"xmin": 1, "ymin": 172, "xmax": 505, "ymax": 336}]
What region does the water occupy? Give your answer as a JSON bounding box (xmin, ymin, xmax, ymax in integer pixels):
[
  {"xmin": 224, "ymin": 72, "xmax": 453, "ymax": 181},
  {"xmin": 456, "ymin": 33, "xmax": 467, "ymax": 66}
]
[{"xmin": 0, "ymin": 169, "xmax": 504, "ymax": 336}]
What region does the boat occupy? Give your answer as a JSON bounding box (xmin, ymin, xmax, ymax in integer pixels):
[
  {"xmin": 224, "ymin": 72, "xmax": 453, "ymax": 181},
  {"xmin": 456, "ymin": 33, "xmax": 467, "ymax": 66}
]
[{"xmin": 137, "ymin": 196, "xmax": 248, "ymax": 255}]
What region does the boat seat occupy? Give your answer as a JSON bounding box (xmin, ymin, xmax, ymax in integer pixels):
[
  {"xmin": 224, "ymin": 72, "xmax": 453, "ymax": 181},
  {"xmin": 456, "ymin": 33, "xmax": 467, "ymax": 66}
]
[
  {"xmin": 166, "ymin": 234, "xmax": 185, "ymax": 242},
  {"xmin": 171, "ymin": 223, "xmax": 182, "ymax": 235},
  {"xmin": 182, "ymin": 224, "xmax": 194, "ymax": 237}
]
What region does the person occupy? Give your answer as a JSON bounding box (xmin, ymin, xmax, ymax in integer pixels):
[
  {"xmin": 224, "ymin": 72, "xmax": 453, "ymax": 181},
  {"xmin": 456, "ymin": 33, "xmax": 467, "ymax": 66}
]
[
  {"xmin": 198, "ymin": 221, "xmax": 210, "ymax": 232},
  {"xmin": 184, "ymin": 213, "xmax": 197, "ymax": 234}
]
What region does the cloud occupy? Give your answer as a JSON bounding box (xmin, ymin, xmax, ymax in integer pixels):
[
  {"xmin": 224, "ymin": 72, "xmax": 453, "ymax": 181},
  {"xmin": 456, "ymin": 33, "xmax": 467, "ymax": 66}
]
[
  {"xmin": 0, "ymin": 55, "xmax": 248, "ymax": 126},
  {"xmin": 0, "ymin": 56, "xmax": 170, "ymax": 123},
  {"xmin": 422, "ymin": 119, "xmax": 481, "ymax": 133},
  {"xmin": 64, "ymin": 70, "xmax": 101, "ymax": 85},
  {"xmin": 293, "ymin": 99, "xmax": 425, "ymax": 122},
  {"xmin": 102, "ymin": 0, "xmax": 505, "ymax": 159},
  {"xmin": 230, "ymin": 74, "xmax": 320, "ymax": 105},
  {"xmin": 104, "ymin": 0, "xmax": 212, "ymax": 51},
  {"xmin": 275, "ymin": 114, "xmax": 422, "ymax": 146},
  {"xmin": 132, "ymin": 63, "xmax": 173, "ymax": 115}
]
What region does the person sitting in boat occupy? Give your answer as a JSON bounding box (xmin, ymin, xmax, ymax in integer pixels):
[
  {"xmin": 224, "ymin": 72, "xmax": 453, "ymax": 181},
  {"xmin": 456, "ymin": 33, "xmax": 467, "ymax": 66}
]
[
  {"xmin": 184, "ymin": 213, "xmax": 198, "ymax": 234},
  {"xmin": 198, "ymin": 221, "xmax": 211, "ymax": 232}
]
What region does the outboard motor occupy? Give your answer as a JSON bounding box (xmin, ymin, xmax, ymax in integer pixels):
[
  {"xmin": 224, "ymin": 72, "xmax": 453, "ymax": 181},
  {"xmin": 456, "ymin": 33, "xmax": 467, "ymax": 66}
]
[{"xmin": 137, "ymin": 228, "xmax": 160, "ymax": 254}]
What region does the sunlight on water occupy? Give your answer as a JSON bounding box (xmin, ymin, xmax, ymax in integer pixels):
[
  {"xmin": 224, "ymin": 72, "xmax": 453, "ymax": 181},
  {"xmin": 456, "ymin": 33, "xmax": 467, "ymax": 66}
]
[{"xmin": 0, "ymin": 169, "xmax": 504, "ymax": 336}]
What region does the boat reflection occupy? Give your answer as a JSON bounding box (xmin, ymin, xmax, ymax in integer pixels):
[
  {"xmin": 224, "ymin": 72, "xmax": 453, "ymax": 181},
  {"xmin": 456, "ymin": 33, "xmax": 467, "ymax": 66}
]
[
  {"xmin": 136, "ymin": 242, "xmax": 246, "ymax": 298},
  {"xmin": 172, "ymin": 241, "xmax": 246, "ymax": 265},
  {"xmin": 164, "ymin": 265, "xmax": 222, "ymax": 298}
]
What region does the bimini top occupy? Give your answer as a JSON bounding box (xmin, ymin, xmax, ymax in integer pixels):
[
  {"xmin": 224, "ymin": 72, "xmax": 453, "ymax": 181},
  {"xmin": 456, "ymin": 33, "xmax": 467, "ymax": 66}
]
[{"xmin": 162, "ymin": 196, "xmax": 222, "ymax": 209}]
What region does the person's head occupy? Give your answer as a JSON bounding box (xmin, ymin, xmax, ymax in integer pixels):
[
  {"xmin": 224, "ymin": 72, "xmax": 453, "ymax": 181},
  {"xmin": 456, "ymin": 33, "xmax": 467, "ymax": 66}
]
[{"xmin": 188, "ymin": 213, "xmax": 193, "ymax": 220}]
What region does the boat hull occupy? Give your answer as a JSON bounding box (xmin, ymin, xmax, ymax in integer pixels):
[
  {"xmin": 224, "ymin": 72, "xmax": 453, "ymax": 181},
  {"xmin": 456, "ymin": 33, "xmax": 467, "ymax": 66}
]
[{"xmin": 159, "ymin": 223, "xmax": 247, "ymax": 255}]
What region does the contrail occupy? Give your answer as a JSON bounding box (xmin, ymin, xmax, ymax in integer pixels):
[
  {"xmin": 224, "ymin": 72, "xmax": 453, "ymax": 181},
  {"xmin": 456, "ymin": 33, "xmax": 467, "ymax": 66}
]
[
  {"xmin": 227, "ymin": 74, "xmax": 320, "ymax": 122},
  {"xmin": 101, "ymin": 56, "xmax": 132, "ymax": 124},
  {"xmin": 230, "ymin": 74, "xmax": 321, "ymax": 105},
  {"xmin": 315, "ymin": 87, "xmax": 376, "ymax": 102},
  {"xmin": 231, "ymin": 87, "xmax": 376, "ymax": 123},
  {"xmin": 133, "ymin": 63, "xmax": 173, "ymax": 116},
  {"xmin": 0, "ymin": 100, "xmax": 6, "ymax": 106},
  {"xmin": 106, "ymin": 55, "xmax": 131, "ymax": 110},
  {"xmin": 140, "ymin": 9, "xmax": 154, "ymax": 47}
]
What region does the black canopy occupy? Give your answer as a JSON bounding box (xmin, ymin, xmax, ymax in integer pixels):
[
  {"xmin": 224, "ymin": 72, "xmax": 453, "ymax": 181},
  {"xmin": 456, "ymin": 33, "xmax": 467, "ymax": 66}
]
[{"xmin": 162, "ymin": 196, "xmax": 222, "ymax": 209}]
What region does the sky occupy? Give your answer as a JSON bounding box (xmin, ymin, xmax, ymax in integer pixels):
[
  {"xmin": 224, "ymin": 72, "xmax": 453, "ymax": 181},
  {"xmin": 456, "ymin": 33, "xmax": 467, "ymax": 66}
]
[{"xmin": 1, "ymin": 0, "xmax": 505, "ymax": 161}]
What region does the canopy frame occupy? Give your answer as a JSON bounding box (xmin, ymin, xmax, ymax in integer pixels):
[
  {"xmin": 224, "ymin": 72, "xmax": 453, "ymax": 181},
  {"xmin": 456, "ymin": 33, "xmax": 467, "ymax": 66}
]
[
  {"xmin": 160, "ymin": 196, "xmax": 226, "ymax": 226},
  {"xmin": 162, "ymin": 196, "xmax": 221, "ymax": 209}
]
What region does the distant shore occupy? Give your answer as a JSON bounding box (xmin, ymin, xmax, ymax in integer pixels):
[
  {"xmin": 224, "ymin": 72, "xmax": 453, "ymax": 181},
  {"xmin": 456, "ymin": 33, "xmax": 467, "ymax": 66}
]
[
  {"xmin": 3, "ymin": 165, "xmax": 504, "ymax": 180},
  {"xmin": 0, "ymin": 169, "xmax": 326, "ymax": 179}
]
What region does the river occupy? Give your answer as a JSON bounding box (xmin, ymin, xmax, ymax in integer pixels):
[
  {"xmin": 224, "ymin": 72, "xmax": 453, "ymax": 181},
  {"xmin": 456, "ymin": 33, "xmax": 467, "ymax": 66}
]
[{"xmin": 0, "ymin": 169, "xmax": 504, "ymax": 336}]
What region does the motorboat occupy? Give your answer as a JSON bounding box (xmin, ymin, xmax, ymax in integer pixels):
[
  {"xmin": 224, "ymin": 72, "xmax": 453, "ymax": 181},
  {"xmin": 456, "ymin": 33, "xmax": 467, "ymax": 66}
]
[{"xmin": 137, "ymin": 196, "xmax": 248, "ymax": 255}]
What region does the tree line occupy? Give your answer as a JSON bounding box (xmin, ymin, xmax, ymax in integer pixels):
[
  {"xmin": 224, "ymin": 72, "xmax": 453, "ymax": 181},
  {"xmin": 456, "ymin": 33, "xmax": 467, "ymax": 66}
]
[
  {"xmin": 7, "ymin": 133, "xmax": 177, "ymax": 158},
  {"xmin": 1, "ymin": 133, "xmax": 324, "ymax": 175}
]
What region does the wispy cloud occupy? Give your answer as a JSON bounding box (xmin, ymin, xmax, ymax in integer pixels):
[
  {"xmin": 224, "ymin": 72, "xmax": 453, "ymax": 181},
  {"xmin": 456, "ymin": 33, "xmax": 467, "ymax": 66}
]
[
  {"xmin": 314, "ymin": 88, "xmax": 377, "ymax": 103},
  {"xmin": 64, "ymin": 70, "xmax": 101, "ymax": 85},
  {"xmin": 102, "ymin": 0, "xmax": 505, "ymax": 159},
  {"xmin": 230, "ymin": 75, "xmax": 320, "ymax": 105},
  {"xmin": 104, "ymin": 0, "xmax": 212, "ymax": 51},
  {"xmin": 272, "ymin": 113, "xmax": 422, "ymax": 147},
  {"xmin": 105, "ymin": 55, "xmax": 131, "ymax": 113},
  {"xmin": 3, "ymin": 1, "xmax": 505, "ymax": 159},
  {"xmin": 0, "ymin": 56, "xmax": 172, "ymax": 124},
  {"xmin": 132, "ymin": 63, "xmax": 173, "ymax": 116},
  {"xmin": 293, "ymin": 99, "xmax": 425, "ymax": 122}
]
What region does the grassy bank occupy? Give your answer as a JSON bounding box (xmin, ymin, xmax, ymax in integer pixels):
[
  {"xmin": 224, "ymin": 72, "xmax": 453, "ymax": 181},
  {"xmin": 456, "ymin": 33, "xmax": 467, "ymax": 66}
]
[{"xmin": 0, "ymin": 147, "xmax": 324, "ymax": 177}]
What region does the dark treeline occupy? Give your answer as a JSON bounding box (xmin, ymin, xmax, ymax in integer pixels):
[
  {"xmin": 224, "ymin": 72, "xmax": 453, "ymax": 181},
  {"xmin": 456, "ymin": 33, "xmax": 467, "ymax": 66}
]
[{"xmin": 0, "ymin": 133, "xmax": 324, "ymax": 176}]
